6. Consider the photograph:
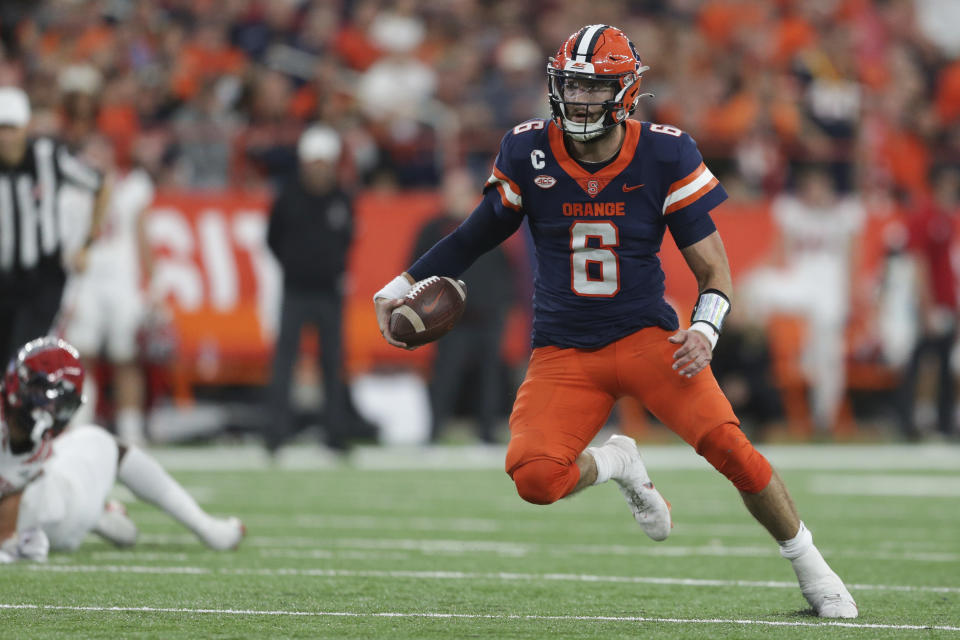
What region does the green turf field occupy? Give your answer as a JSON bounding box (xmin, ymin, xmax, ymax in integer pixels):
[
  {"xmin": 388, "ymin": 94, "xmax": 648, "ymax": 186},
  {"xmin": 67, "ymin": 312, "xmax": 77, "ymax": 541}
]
[{"xmin": 3, "ymin": 443, "xmax": 958, "ymax": 639}]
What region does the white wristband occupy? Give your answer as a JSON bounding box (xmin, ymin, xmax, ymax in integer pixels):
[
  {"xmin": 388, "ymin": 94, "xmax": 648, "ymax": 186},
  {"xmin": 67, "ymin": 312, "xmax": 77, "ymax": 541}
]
[
  {"xmin": 688, "ymin": 321, "xmax": 719, "ymax": 350},
  {"xmin": 691, "ymin": 290, "xmax": 730, "ymax": 333},
  {"xmin": 374, "ymin": 275, "xmax": 413, "ymax": 302}
]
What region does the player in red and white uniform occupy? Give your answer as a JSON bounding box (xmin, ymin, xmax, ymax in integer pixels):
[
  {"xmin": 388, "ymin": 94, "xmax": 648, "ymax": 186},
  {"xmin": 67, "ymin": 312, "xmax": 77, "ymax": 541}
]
[
  {"xmin": 374, "ymin": 25, "xmax": 857, "ymax": 618},
  {"xmin": 0, "ymin": 337, "xmax": 244, "ymax": 561},
  {"xmin": 61, "ymin": 136, "xmax": 156, "ymax": 446},
  {"xmin": 742, "ymin": 166, "xmax": 864, "ymax": 432}
]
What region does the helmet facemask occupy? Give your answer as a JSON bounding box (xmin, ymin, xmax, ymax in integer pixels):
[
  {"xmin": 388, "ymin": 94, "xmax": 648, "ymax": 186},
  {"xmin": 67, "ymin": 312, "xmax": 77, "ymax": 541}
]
[
  {"xmin": 20, "ymin": 372, "xmax": 82, "ymax": 443},
  {"xmin": 548, "ymin": 65, "xmax": 639, "ymax": 141},
  {"xmin": 2, "ymin": 337, "xmax": 84, "ymax": 447}
]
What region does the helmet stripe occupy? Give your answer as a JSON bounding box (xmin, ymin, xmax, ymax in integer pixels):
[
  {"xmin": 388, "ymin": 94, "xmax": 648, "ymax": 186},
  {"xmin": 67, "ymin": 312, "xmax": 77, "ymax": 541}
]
[{"xmin": 573, "ymin": 24, "xmax": 607, "ymax": 62}]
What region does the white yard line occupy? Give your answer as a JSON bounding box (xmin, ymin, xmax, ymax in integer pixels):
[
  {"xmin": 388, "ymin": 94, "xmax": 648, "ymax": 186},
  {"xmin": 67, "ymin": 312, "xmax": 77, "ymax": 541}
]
[
  {"xmin": 810, "ymin": 474, "xmax": 960, "ymax": 497},
  {"xmin": 24, "ymin": 564, "xmax": 960, "ymax": 594},
  {"xmin": 0, "ymin": 603, "xmax": 956, "ymax": 631},
  {"xmin": 130, "ymin": 512, "xmax": 953, "ymax": 549},
  {"xmin": 131, "ymin": 532, "xmax": 960, "ymax": 563},
  {"xmin": 145, "ymin": 442, "xmax": 960, "ymax": 471}
]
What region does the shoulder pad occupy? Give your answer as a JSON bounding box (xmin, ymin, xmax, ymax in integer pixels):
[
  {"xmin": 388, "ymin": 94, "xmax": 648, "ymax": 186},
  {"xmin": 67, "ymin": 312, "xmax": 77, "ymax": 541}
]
[
  {"xmin": 503, "ymin": 119, "xmax": 550, "ymax": 144},
  {"xmin": 643, "ymin": 122, "xmax": 696, "ymax": 163},
  {"xmin": 493, "ymin": 119, "xmax": 550, "ymax": 179}
]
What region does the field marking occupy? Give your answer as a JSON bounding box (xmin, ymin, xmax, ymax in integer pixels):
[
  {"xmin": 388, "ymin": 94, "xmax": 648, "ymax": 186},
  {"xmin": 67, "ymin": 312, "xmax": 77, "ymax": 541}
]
[
  {"xmin": 810, "ymin": 475, "xmax": 960, "ymax": 497},
  {"xmin": 146, "ymin": 442, "xmax": 960, "ymax": 471},
  {"xmin": 129, "ymin": 511, "xmax": 764, "ymax": 537},
  {"xmin": 260, "ymin": 546, "xmax": 959, "ymax": 564},
  {"xmin": 131, "ymin": 532, "xmax": 960, "ymax": 563},
  {"xmin": 88, "ymin": 552, "xmax": 190, "ymax": 562},
  {"xmin": 24, "ymin": 564, "xmax": 960, "ymax": 594},
  {"xmin": 129, "ymin": 512, "xmax": 955, "ymax": 553},
  {"xmin": 260, "ymin": 549, "xmax": 412, "ymax": 561},
  {"xmin": 0, "ymin": 603, "xmax": 957, "ymax": 631}
]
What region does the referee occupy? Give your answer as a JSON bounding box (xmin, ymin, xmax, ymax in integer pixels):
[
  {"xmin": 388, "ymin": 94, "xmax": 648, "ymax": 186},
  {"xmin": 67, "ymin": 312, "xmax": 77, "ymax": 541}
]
[{"xmin": 0, "ymin": 86, "xmax": 109, "ymax": 366}]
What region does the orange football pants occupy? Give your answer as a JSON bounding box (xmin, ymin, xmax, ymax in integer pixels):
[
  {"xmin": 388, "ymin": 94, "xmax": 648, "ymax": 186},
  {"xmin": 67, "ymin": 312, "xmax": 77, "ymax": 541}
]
[{"xmin": 505, "ymin": 326, "xmax": 770, "ymax": 504}]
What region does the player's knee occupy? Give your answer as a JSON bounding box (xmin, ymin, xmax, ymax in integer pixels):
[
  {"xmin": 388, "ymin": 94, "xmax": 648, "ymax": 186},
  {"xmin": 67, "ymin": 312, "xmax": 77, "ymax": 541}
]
[
  {"xmin": 510, "ymin": 458, "xmax": 576, "ymax": 505},
  {"xmin": 695, "ymin": 423, "xmax": 772, "ymax": 493}
]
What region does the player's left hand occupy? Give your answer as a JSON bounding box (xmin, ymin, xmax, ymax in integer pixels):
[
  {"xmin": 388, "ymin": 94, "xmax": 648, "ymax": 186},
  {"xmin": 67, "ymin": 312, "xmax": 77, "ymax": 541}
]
[
  {"xmin": 668, "ymin": 330, "xmax": 712, "ymax": 378},
  {"xmin": 0, "ymin": 527, "xmax": 49, "ymax": 563},
  {"xmin": 71, "ymin": 246, "xmax": 89, "ymax": 272}
]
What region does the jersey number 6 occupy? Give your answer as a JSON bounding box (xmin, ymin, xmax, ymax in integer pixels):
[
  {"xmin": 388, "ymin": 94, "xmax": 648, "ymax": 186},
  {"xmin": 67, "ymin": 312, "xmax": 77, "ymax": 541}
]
[{"xmin": 570, "ymin": 221, "xmax": 620, "ymax": 297}]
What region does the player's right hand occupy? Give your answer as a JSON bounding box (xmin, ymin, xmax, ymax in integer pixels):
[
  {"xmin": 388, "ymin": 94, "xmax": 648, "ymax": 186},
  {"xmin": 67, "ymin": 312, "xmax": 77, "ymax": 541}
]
[
  {"xmin": 374, "ymin": 297, "xmax": 411, "ymax": 350},
  {"xmin": 16, "ymin": 526, "xmax": 49, "ymax": 562},
  {"xmin": 668, "ymin": 329, "xmax": 712, "ymax": 377}
]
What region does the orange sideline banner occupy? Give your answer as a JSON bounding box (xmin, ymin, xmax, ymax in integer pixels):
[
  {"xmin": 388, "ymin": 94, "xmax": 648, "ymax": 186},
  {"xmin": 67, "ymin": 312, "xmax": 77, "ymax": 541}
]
[
  {"xmin": 146, "ymin": 190, "xmax": 530, "ymax": 390},
  {"xmin": 146, "ymin": 191, "xmax": 901, "ymax": 391}
]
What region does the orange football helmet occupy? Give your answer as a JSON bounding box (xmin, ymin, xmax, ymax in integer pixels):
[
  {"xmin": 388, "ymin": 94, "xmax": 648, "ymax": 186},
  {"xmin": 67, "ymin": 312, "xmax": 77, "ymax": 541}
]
[{"xmin": 547, "ymin": 24, "xmax": 650, "ymax": 141}]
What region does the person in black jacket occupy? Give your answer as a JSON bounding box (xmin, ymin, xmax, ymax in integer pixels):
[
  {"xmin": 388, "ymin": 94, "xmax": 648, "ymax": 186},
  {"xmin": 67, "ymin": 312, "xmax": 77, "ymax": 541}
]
[
  {"xmin": 264, "ymin": 125, "xmax": 354, "ymax": 452},
  {"xmin": 0, "ymin": 86, "xmax": 109, "ymax": 367},
  {"xmin": 410, "ymin": 168, "xmax": 516, "ymax": 443}
]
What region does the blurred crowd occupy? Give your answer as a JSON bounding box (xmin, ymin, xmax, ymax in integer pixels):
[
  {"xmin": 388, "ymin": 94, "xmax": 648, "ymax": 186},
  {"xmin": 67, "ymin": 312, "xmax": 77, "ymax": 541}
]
[
  {"xmin": 1, "ymin": 0, "xmax": 959, "ymax": 444},
  {"xmin": 0, "ymin": 0, "xmax": 955, "ymax": 197}
]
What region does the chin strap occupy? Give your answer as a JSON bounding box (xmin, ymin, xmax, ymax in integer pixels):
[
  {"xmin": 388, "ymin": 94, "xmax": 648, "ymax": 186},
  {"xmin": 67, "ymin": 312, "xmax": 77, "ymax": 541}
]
[{"xmin": 29, "ymin": 410, "xmax": 54, "ymax": 446}]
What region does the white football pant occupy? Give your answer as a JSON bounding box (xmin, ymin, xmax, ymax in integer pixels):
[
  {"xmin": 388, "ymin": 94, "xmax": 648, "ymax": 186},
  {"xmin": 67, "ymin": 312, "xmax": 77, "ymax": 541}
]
[{"xmin": 63, "ymin": 273, "xmax": 144, "ymax": 363}]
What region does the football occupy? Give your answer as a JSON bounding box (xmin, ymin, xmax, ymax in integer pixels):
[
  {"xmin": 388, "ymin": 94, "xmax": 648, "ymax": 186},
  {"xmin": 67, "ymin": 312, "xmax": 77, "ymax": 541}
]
[{"xmin": 389, "ymin": 276, "xmax": 467, "ymax": 347}]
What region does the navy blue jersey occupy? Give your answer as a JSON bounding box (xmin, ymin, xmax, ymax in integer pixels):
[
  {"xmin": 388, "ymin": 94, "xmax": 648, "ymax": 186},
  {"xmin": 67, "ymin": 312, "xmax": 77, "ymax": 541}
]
[
  {"xmin": 484, "ymin": 119, "xmax": 727, "ymax": 349},
  {"xmin": 409, "ymin": 119, "xmax": 727, "ymax": 349}
]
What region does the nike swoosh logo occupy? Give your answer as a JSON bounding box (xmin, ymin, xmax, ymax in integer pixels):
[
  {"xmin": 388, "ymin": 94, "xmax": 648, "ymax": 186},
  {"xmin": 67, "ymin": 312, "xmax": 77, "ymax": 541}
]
[
  {"xmin": 422, "ymin": 291, "xmax": 444, "ymax": 314},
  {"xmin": 622, "ymin": 183, "xmax": 645, "ymax": 192}
]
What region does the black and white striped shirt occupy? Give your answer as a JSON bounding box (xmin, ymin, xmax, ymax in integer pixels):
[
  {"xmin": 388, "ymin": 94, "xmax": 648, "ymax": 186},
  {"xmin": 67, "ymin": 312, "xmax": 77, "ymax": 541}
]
[{"xmin": 0, "ymin": 137, "xmax": 102, "ymax": 293}]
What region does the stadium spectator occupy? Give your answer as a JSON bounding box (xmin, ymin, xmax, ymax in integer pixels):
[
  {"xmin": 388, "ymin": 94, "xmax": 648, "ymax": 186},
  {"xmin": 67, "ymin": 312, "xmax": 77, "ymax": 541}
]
[
  {"xmin": 742, "ymin": 164, "xmax": 864, "ymax": 433},
  {"xmin": 356, "ymin": 9, "xmax": 444, "ymax": 187},
  {"xmin": 0, "ymin": 86, "xmax": 109, "ymax": 367},
  {"xmin": 374, "ymin": 24, "xmax": 857, "ymax": 619},
  {"xmin": 895, "ymin": 165, "xmax": 960, "ymax": 440},
  {"xmin": 410, "ymin": 167, "xmax": 515, "ymax": 443},
  {"xmin": 169, "ymin": 79, "xmax": 238, "ymax": 190},
  {"xmin": 233, "ymin": 68, "xmax": 301, "ymax": 189},
  {"xmin": 2, "ymin": 0, "xmax": 958, "ymax": 440},
  {"xmin": 1, "ymin": 1, "xmax": 955, "ymax": 198},
  {"xmin": 0, "ymin": 337, "xmax": 244, "ymax": 562},
  {"xmin": 57, "ymin": 63, "xmax": 103, "ymax": 151},
  {"xmin": 264, "ymin": 124, "xmax": 356, "ymax": 453}
]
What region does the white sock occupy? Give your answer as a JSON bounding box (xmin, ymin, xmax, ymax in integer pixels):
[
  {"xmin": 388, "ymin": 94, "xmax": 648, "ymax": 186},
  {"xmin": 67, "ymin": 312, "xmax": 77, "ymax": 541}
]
[
  {"xmin": 778, "ymin": 520, "xmax": 813, "ymax": 560},
  {"xmin": 116, "ymin": 408, "xmax": 146, "ymax": 446},
  {"xmin": 117, "ymin": 446, "xmax": 213, "ymax": 539},
  {"xmin": 587, "ymin": 445, "xmax": 618, "ymax": 485}
]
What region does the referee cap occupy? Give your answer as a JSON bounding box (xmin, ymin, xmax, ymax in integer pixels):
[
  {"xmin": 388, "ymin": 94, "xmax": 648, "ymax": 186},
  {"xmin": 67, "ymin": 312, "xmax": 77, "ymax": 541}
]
[
  {"xmin": 298, "ymin": 125, "xmax": 341, "ymax": 163},
  {"xmin": 0, "ymin": 87, "xmax": 30, "ymax": 127},
  {"xmin": 58, "ymin": 64, "xmax": 103, "ymax": 96}
]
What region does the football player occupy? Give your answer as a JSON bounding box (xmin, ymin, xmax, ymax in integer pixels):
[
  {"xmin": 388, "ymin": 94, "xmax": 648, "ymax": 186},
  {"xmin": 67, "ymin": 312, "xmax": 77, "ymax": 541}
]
[
  {"xmin": 374, "ymin": 25, "xmax": 857, "ymax": 618},
  {"xmin": 0, "ymin": 337, "xmax": 244, "ymax": 562},
  {"xmin": 61, "ymin": 134, "xmax": 157, "ymax": 447}
]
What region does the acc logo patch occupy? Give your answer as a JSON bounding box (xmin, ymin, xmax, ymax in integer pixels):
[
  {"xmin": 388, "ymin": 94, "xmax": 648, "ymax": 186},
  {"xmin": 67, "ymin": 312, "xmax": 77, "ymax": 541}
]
[{"xmin": 534, "ymin": 174, "xmax": 557, "ymax": 189}]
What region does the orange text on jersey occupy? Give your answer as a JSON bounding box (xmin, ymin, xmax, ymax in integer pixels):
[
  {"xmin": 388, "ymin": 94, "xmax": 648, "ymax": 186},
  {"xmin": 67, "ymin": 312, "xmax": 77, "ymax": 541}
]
[{"xmin": 562, "ymin": 202, "xmax": 626, "ymax": 217}]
